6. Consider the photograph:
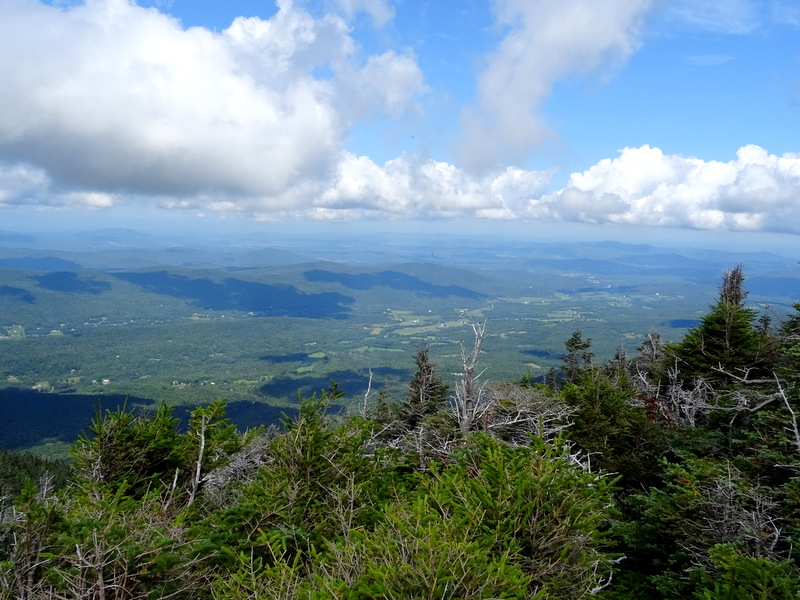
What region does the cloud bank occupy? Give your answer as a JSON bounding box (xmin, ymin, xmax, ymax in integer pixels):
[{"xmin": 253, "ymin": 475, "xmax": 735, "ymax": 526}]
[
  {"xmin": 527, "ymin": 145, "xmax": 800, "ymax": 234},
  {"xmin": 1, "ymin": 0, "xmax": 798, "ymax": 235}
]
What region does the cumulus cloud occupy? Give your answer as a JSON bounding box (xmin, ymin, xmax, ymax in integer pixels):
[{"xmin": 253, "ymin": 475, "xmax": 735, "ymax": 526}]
[
  {"xmin": 256, "ymin": 152, "xmax": 552, "ymax": 220},
  {"xmin": 178, "ymin": 144, "xmax": 800, "ymax": 233},
  {"xmin": 457, "ymin": 0, "xmax": 653, "ymax": 170},
  {"xmin": 0, "ymin": 0, "xmax": 424, "ymax": 202},
  {"xmin": 528, "ymin": 145, "xmax": 800, "ymax": 234}
]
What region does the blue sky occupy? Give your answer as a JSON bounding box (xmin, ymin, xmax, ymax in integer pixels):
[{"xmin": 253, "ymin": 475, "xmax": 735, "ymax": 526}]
[{"xmin": 1, "ymin": 0, "xmax": 800, "ymax": 241}]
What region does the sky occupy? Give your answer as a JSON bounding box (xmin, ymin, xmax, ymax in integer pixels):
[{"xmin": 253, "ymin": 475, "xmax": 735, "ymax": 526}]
[{"xmin": 2, "ymin": 0, "xmax": 800, "ymax": 243}]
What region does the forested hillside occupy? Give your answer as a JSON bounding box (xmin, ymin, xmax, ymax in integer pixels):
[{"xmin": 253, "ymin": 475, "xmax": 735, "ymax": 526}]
[{"xmin": 2, "ymin": 266, "xmax": 800, "ymax": 599}]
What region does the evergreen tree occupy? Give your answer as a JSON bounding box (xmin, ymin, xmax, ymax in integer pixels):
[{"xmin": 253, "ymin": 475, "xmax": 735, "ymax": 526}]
[
  {"xmin": 670, "ymin": 265, "xmax": 767, "ymax": 382},
  {"xmin": 400, "ymin": 346, "xmax": 448, "ymax": 428},
  {"xmin": 0, "ymin": 451, "xmax": 70, "ymax": 500},
  {"xmin": 71, "ymin": 403, "xmax": 187, "ymax": 497},
  {"xmin": 562, "ymin": 330, "xmax": 593, "ymax": 384}
]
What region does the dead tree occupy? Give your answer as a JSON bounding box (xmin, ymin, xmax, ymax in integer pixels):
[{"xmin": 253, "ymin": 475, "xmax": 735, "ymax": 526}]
[
  {"xmin": 452, "ymin": 321, "xmax": 489, "ymax": 438},
  {"xmin": 633, "ymin": 360, "xmax": 715, "ymax": 428},
  {"xmin": 481, "ymin": 383, "xmax": 575, "ymax": 446},
  {"xmin": 451, "ymin": 322, "xmax": 574, "ymax": 444}
]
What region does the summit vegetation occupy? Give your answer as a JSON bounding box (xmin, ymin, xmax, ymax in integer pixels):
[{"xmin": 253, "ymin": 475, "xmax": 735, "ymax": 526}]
[{"xmin": 2, "ymin": 265, "xmax": 800, "ymax": 598}]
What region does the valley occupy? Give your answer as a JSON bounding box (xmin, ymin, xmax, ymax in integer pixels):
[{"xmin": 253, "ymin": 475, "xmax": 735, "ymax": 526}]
[{"xmin": 1, "ymin": 227, "xmax": 798, "ymax": 454}]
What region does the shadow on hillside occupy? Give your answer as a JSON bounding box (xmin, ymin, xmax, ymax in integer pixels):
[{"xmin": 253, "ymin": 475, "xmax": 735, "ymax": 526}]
[
  {"xmin": 0, "ymin": 388, "xmax": 307, "ymax": 451},
  {"xmin": 260, "ymin": 352, "xmax": 327, "ymax": 364},
  {"xmin": 114, "ymin": 271, "xmax": 354, "ymax": 318},
  {"xmin": 0, "ymin": 388, "xmax": 154, "ymax": 450},
  {"xmin": 304, "ymin": 269, "xmax": 486, "ymax": 299},
  {"xmin": 260, "ymin": 367, "xmax": 411, "ymax": 401},
  {"xmin": 0, "ymin": 285, "xmax": 36, "ymax": 303},
  {"xmin": 34, "ymin": 272, "xmax": 110, "ymax": 294}
]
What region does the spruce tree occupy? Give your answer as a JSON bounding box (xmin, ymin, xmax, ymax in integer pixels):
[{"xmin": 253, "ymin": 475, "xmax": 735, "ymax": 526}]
[
  {"xmin": 400, "ymin": 346, "xmax": 448, "ymax": 428},
  {"xmin": 670, "ymin": 265, "xmax": 765, "ymax": 382},
  {"xmin": 562, "ymin": 330, "xmax": 593, "ymax": 384}
]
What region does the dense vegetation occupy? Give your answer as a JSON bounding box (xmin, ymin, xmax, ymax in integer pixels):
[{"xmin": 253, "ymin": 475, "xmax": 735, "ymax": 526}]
[{"xmin": 2, "ymin": 266, "xmax": 800, "ymax": 598}]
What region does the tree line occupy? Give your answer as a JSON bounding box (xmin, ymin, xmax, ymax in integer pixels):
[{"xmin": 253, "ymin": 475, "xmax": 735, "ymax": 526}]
[{"xmin": 2, "ymin": 264, "xmax": 800, "ymax": 598}]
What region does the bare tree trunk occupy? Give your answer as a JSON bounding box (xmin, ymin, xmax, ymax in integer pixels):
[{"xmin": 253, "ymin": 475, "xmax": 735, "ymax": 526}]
[
  {"xmin": 188, "ymin": 415, "xmax": 206, "ymax": 507},
  {"xmin": 777, "ymin": 376, "xmax": 800, "ymax": 452},
  {"xmin": 360, "ymin": 368, "xmax": 373, "ymax": 417},
  {"xmin": 454, "ymin": 321, "xmax": 487, "ymax": 437}
]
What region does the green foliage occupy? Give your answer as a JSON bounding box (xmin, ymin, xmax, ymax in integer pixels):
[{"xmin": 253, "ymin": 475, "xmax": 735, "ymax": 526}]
[
  {"xmin": 560, "ymin": 369, "xmax": 666, "ymax": 488},
  {"xmin": 399, "ymin": 346, "xmax": 449, "ymax": 428},
  {"xmin": 0, "ymin": 479, "xmax": 65, "ymax": 599},
  {"xmin": 209, "ymin": 432, "xmax": 618, "ymax": 600},
  {"xmin": 612, "ymin": 454, "xmax": 797, "ymax": 599},
  {"xmin": 1, "ymin": 401, "xmax": 259, "ymax": 598},
  {"xmin": 668, "ymin": 265, "xmax": 770, "ymax": 382},
  {"xmin": 0, "ymin": 450, "xmax": 70, "ymax": 499},
  {"xmin": 693, "ymin": 544, "xmax": 800, "ymax": 599},
  {"xmin": 199, "ymin": 385, "xmax": 389, "ymax": 567},
  {"xmin": 423, "ymin": 435, "xmax": 619, "ymax": 598},
  {"xmin": 562, "ymin": 330, "xmax": 594, "ymax": 384},
  {"xmin": 313, "ymin": 495, "xmax": 534, "ymax": 600},
  {"xmin": 72, "ymin": 403, "xmax": 187, "ymax": 496},
  {"xmin": 42, "ymin": 486, "xmax": 202, "ymax": 598},
  {"xmin": 187, "ymin": 400, "xmax": 245, "ymax": 468},
  {"xmin": 779, "ymin": 302, "xmax": 800, "ymax": 379}
]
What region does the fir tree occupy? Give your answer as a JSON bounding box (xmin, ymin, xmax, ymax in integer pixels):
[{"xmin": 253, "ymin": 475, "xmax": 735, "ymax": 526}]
[
  {"xmin": 670, "ymin": 265, "xmax": 766, "ymax": 382},
  {"xmin": 563, "ymin": 330, "xmax": 593, "ymax": 384},
  {"xmin": 399, "ymin": 346, "xmax": 448, "ymax": 428}
]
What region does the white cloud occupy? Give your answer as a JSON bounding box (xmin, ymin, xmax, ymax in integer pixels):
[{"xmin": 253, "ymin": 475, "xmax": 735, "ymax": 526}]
[
  {"xmin": 4, "ymin": 135, "xmax": 800, "ymax": 234},
  {"xmin": 237, "ymin": 152, "xmax": 552, "ymax": 220},
  {"xmin": 457, "ymin": 0, "xmax": 653, "ymax": 170},
  {"xmin": 340, "ymin": 51, "xmax": 426, "ymax": 119},
  {"xmin": 528, "ymin": 145, "xmax": 800, "ymax": 234},
  {"xmin": 2, "ymin": 1, "xmax": 798, "ymax": 237},
  {"xmin": 0, "ymin": 0, "xmax": 423, "ymax": 201},
  {"xmin": 62, "ymin": 191, "xmax": 116, "ymax": 208},
  {"xmin": 185, "ymin": 144, "xmax": 800, "ymax": 234}
]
